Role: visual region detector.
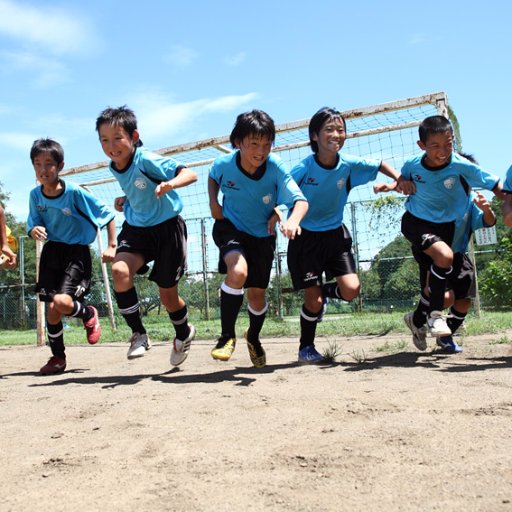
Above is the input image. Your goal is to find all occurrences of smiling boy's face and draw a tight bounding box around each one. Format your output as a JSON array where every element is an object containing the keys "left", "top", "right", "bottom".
[
  {"left": 235, "top": 134, "right": 272, "bottom": 173},
  {"left": 98, "top": 123, "right": 139, "bottom": 170},
  {"left": 418, "top": 131, "right": 454, "bottom": 167},
  {"left": 312, "top": 117, "right": 346, "bottom": 157},
  {"left": 32, "top": 151, "right": 63, "bottom": 187}
]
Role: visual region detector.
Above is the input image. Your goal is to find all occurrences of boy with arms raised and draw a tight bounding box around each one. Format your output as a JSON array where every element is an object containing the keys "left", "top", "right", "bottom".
[
  {"left": 288, "top": 107, "right": 412, "bottom": 364},
  {"left": 208, "top": 109, "right": 308, "bottom": 367},
  {"left": 399, "top": 116, "right": 501, "bottom": 339},
  {"left": 27, "top": 138, "right": 116, "bottom": 374},
  {"left": 96, "top": 106, "right": 197, "bottom": 365}
]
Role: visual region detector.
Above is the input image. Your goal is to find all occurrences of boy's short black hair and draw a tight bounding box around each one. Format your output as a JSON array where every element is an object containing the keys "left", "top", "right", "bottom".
[
  {"left": 229, "top": 110, "right": 276, "bottom": 148},
  {"left": 30, "top": 138, "right": 64, "bottom": 165},
  {"left": 308, "top": 107, "right": 346, "bottom": 154},
  {"left": 419, "top": 115, "right": 453, "bottom": 143},
  {"left": 95, "top": 105, "right": 138, "bottom": 137},
  {"left": 458, "top": 152, "right": 478, "bottom": 165}
]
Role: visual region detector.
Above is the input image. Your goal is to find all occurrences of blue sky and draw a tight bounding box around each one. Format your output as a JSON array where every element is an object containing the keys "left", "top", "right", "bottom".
[{"left": 0, "top": 0, "right": 510, "bottom": 220}]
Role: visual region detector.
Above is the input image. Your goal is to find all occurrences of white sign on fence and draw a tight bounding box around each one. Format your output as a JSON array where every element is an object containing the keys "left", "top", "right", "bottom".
[{"left": 474, "top": 226, "right": 497, "bottom": 246}]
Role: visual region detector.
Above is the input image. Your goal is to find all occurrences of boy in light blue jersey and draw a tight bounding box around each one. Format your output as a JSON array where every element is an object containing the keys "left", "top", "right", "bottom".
[
  {"left": 502, "top": 165, "right": 512, "bottom": 227},
  {"left": 208, "top": 109, "right": 308, "bottom": 367},
  {"left": 400, "top": 116, "right": 501, "bottom": 339},
  {"left": 288, "top": 107, "right": 412, "bottom": 364},
  {"left": 96, "top": 106, "right": 198, "bottom": 365},
  {"left": 27, "top": 138, "right": 117, "bottom": 374}
]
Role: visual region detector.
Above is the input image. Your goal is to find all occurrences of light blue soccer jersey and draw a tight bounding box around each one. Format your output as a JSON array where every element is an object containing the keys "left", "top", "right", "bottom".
[
  {"left": 451, "top": 193, "right": 492, "bottom": 253},
  {"left": 401, "top": 152, "right": 499, "bottom": 223},
  {"left": 109, "top": 146, "right": 184, "bottom": 227},
  {"left": 503, "top": 165, "right": 512, "bottom": 192},
  {"left": 27, "top": 180, "right": 114, "bottom": 245},
  {"left": 209, "top": 151, "right": 306, "bottom": 238},
  {"left": 291, "top": 153, "right": 381, "bottom": 231}
]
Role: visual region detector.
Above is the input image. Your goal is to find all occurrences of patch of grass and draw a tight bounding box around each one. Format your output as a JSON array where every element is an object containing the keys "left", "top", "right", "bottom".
[
  {"left": 489, "top": 335, "right": 511, "bottom": 345},
  {"left": 375, "top": 339, "right": 408, "bottom": 354},
  {"left": 322, "top": 340, "right": 342, "bottom": 363},
  {"left": 349, "top": 349, "right": 367, "bottom": 364},
  {"left": 1, "top": 310, "right": 511, "bottom": 347}
]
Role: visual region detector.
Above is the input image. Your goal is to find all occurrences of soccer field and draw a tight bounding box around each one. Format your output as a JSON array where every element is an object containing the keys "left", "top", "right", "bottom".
[{"left": 1, "top": 331, "right": 511, "bottom": 511}]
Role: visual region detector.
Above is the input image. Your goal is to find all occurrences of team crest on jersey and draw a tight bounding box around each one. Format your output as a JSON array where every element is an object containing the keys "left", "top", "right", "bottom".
[
  {"left": 134, "top": 178, "right": 147, "bottom": 190},
  {"left": 262, "top": 193, "right": 273, "bottom": 205},
  {"left": 61, "top": 208, "right": 72, "bottom": 216},
  {"left": 337, "top": 178, "right": 345, "bottom": 189},
  {"left": 443, "top": 177, "right": 456, "bottom": 189}
]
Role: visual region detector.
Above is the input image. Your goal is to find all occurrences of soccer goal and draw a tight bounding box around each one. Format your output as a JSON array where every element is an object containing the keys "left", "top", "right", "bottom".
[{"left": 33, "top": 92, "right": 450, "bottom": 344}]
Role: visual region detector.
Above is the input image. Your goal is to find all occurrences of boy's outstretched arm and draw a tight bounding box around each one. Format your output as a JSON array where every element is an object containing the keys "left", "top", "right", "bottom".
[
  {"left": 279, "top": 200, "right": 308, "bottom": 240},
  {"left": 473, "top": 191, "right": 496, "bottom": 227},
  {"left": 378, "top": 161, "right": 415, "bottom": 195},
  {"left": 155, "top": 167, "right": 198, "bottom": 197},
  {"left": 102, "top": 218, "right": 117, "bottom": 263},
  {"left": 208, "top": 177, "right": 223, "bottom": 220}
]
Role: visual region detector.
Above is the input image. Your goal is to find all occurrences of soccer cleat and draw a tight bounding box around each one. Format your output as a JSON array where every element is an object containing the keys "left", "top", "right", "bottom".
[
  {"left": 298, "top": 345, "right": 325, "bottom": 364},
  {"left": 170, "top": 324, "right": 196, "bottom": 366},
  {"left": 83, "top": 306, "right": 101, "bottom": 345},
  {"left": 436, "top": 335, "right": 462, "bottom": 354},
  {"left": 127, "top": 332, "right": 151, "bottom": 359},
  {"left": 211, "top": 337, "right": 236, "bottom": 361},
  {"left": 40, "top": 356, "right": 67, "bottom": 375},
  {"left": 244, "top": 331, "right": 266, "bottom": 368},
  {"left": 404, "top": 312, "right": 428, "bottom": 351},
  {"left": 426, "top": 310, "right": 451, "bottom": 337}
]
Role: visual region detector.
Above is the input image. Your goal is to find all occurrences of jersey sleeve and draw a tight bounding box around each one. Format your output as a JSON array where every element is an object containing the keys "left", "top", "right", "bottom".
[
  {"left": 462, "top": 160, "right": 500, "bottom": 191},
  {"left": 345, "top": 154, "right": 381, "bottom": 188},
  {"left": 74, "top": 187, "right": 115, "bottom": 229},
  {"left": 503, "top": 165, "right": 512, "bottom": 193},
  {"left": 26, "top": 189, "right": 43, "bottom": 235},
  {"left": 141, "top": 150, "right": 180, "bottom": 182},
  {"left": 276, "top": 160, "right": 306, "bottom": 209}
]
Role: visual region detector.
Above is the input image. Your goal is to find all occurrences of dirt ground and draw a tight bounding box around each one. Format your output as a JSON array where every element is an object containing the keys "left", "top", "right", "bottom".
[{"left": 1, "top": 330, "right": 512, "bottom": 512}]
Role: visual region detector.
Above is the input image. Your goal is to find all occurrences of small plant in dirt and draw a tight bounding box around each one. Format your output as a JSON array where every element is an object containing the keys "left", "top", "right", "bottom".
[
  {"left": 322, "top": 340, "right": 342, "bottom": 362},
  {"left": 350, "top": 349, "right": 367, "bottom": 364},
  {"left": 375, "top": 339, "right": 408, "bottom": 353}
]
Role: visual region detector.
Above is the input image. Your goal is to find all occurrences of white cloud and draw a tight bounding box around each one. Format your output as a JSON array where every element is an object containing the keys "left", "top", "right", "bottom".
[
  {"left": 0, "top": 49, "right": 71, "bottom": 87},
  {"left": 0, "top": 0, "right": 98, "bottom": 56},
  {"left": 130, "top": 91, "right": 259, "bottom": 141},
  {"left": 0, "top": 131, "right": 38, "bottom": 152},
  {"left": 224, "top": 51, "right": 247, "bottom": 67},
  {"left": 164, "top": 45, "right": 199, "bottom": 67}
]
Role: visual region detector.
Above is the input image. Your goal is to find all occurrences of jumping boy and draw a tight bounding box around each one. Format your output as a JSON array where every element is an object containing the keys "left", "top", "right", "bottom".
[
  {"left": 287, "top": 107, "right": 413, "bottom": 364},
  {"left": 399, "top": 116, "right": 501, "bottom": 339},
  {"left": 27, "top": 138, "right": 116, "bottom": 375},
  {"left": 96, "top": 106, "right": 197, "bottom": 365},
  {"left": 208, "top": 109, "right": 308, "bottom": 367},
  {"left": 0, "top": 205, "right": 17, "bottom": 269}
]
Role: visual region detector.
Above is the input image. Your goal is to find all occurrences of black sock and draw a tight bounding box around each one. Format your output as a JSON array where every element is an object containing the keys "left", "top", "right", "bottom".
[
  {"left": 47, "top": 321, "right": 65, "bottom": 358},
  {"left": 114, "top": 287, "right": 146, "bottom": 334},
  {"left": 247, "top": 303, "right": 267, "bottom": 346},
  {"left": 71, "top": 301, "right": 93, "bottom": 321},
  {"left": 299, "top": 305, "right": 318, "bottom": 349},
  {"left": 168, "top": 305, "right": 191, "bottom": 340},
  {"left": 322, "top": 282, "right": 341, "bottom": 299},
  {"left": 219, "top": 283, "right": 244, "bottom": 340},
  {"left": 428, "top": 264, "right": 452, "bottom": 313},
  {"left": 413, "top": 291, "right": 429, "bottom": 328},
  {"left": 447, "top": 307, "right": 466, "bottom": 334}
]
